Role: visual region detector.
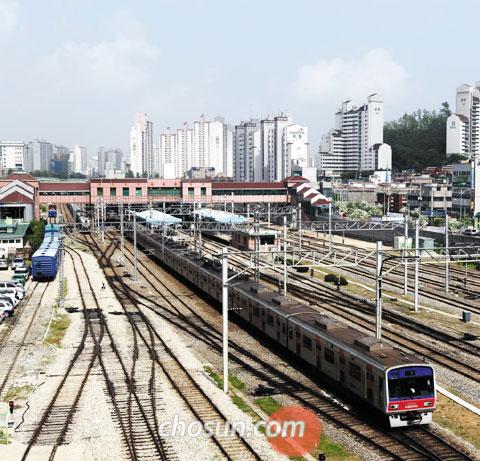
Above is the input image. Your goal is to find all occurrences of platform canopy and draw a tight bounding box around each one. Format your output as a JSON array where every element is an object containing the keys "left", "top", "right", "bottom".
[
  {"left": 193, "top": 208, "right": 246, "bottom": 224},
  {"left": 135, "top": 209, "right": 181, "bottom": 225}
]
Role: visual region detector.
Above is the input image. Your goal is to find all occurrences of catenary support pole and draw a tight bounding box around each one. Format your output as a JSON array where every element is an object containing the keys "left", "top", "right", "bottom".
[
  {"left": 120, "top": 202, "right": 125, "bottom": 266},
  {"left": 414, "top": 219, "right": 420, "bottom": 312},
  {"left": 445, "top": 214, "right": 449, "bottom": 293},
  {"left": 328, "top": 201, "right": 332, "bottom": 253},
  {"left": 267, "top": 203, "right": 271, "bottom": 228},
  {"left": 375, "top": 240, "right": 382, "bottom": 339},
  {"left": 133, "top": 210, "right": 138, "bottom": 282},
  {"left": 403, "top": 212, "right": 408, "bottom": 295},
  {"left": 222, "top": 247, "right": 229, "bottom": 394},
  {"left": 283, "top": 216, "right": 287, "bottom": 296},
  {"left": 298, "top": 203, "right": 302, "bottom": 255},
  {"left": 254, "top": 212, "right": 260, "bottom": 283},
  {"left": 101, "top": 199, "right": 105, "bottom": 244}
]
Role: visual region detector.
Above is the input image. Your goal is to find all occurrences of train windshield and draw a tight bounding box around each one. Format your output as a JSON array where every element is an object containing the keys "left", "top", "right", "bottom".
[{"left": 388, "top": 366, "right": 434, "bottom": 400}]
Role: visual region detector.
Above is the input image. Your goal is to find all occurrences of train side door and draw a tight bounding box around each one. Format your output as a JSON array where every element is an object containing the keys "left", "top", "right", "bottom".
[
  {"left": 295, "top": 327, "right": 301, "bottom": 355},
  {"left": 339, "top": 351, "right": 346, "bottom": 383},
  {"left": 378, "top": 376, "right": 384, "bottom": 407},
  {"left": 315, "top": 340, "right": 322, "bottom": 369},
  {"left": 276, "top": 317, "right": 280, "bottom": 341},
  {"left": 366, "top": 365, "right": 374, "bottom": 402}
]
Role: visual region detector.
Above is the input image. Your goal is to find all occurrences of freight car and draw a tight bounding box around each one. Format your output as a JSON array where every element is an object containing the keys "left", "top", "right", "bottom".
[
  {"left": 136, "top": 230, "right": 436, "bottom": 427},
  {"left": 32, "top": 227, "right": 61, "bottom": 281},
  {"left": 68, "top": 203, "right": 91, "bottom": 233}
]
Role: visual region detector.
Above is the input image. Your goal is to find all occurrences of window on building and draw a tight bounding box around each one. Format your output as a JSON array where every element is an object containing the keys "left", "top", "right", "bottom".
[
  {"left": 201, "top": 187, "right": 207, "bottom": 196},
  {"left": 136, "top": 187, "right": 142, "bottom": 197},
  {"left": 123, "top": 187, "right": 130, "bottom": 197},
  {"left": 188, "top": 187, "right": 194, "bottom": 196},
  {"left": 97, "top": 187, "right": 103, "bottom": 197},
  {"left": 110, "top": 187, "right": 116, "bottom": 197}
]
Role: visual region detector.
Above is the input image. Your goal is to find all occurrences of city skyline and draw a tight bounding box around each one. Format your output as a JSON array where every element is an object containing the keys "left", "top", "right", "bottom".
[{"left": 0, "top": 0, "right": 478, "bottom": 154}]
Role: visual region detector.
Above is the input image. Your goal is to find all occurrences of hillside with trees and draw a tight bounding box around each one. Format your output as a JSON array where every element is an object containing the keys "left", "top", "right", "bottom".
[{"left": 384, "top": 102, "right": 461, "bottom": 172}]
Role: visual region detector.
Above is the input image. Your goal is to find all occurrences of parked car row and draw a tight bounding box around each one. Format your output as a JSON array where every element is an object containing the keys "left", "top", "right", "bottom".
[{"left": 0, "top": 257, "right": 30, "bottom": 324}]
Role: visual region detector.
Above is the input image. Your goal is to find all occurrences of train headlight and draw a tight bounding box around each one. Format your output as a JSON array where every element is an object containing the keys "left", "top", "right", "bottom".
[
  {"left": 389, "top": 404, "right": 399, "bottom": 410},
  {"left": 424, "top": 401, "right": 433, "bottom": 407}
]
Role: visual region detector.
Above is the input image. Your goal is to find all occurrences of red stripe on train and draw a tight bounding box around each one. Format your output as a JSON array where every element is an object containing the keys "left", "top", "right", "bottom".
[{"left": 387, "top": 397, "right": 436, "bottom": 412}]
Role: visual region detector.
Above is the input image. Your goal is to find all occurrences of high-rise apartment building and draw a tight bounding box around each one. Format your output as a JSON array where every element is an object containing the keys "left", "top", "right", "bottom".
[
  {"left": 0, "top": 141, "right": 27, "bottom": 175},
  {"left": 157, "top": 116, "right": 233, "bottom": 179},
  {"left": 160, "top": 128, "right": 177, "bottom": 179},
  {"left": 130, "top": 112, "right": 154, "bottom": 177},
  {"left": 234, "top": 113, "right": 308, "bottom": 182},
  {"left": 71, "top": 144, "right": 87, "bottom": 174},
  {"left": 26, "top": 139, "right": 53, "bottom": 172},
  {"left": 318, "top": 94, "right": 391, "bottom": 176},
  {"left": 446, "top": 82, "right": 480, "bottom": 158}
]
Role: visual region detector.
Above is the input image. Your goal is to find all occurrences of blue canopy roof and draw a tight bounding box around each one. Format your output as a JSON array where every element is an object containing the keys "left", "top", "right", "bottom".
[
  {"left": 193, "top": 208, "right": 246, "bottom": 224},
  {"left": 135, "top": 209, "right": 181, "bottom": 225}
]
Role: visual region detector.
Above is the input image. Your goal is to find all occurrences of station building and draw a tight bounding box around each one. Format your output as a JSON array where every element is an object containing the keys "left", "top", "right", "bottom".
[{"left": 0, "top": 173, "right": 330, "bottom": 220}]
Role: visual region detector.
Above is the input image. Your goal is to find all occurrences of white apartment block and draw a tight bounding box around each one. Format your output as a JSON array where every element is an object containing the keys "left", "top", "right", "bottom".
[
  {"left": 160, "top": 128, "right": 177, "bottom": 179},
  {"left": 27, "top": 139, "right": 53, "bottom": 172},
  {"left": 71, "top": 144, "right": 87, "bottom": 174},
  {"left": 0, "top": 141, "right": 27, "bottom": 175},
  {"left": 446, "top": 82, "right": 480, "bottom": 158},
  {"left": 129, "top": 112, "right": 154, "bottom": 177},
  {"left": 234, "top": 113, "right": 309, "bottom": 182},
  {"left": 318, "top": 94, "right": 391, "bottom": 176},
  {"left": 157, "top": 116, "right": 233, "bottom": 179}
]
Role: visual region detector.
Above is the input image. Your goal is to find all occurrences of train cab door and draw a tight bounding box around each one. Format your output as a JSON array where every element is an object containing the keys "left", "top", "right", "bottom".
[
  {"left": 378, "top": 376, "right": 384, "bottom": 407},
  {"left": 366, "top": 365, "right": 374, "bottom": 402}
]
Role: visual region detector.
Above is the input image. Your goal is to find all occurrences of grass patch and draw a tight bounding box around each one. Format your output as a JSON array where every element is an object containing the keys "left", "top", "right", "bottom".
[
  {"left": 203, "top": 366, "right": 246, "bottom": 391},
  {"left": 231, "top": 395, "right": 258, "bottom": 419},
  {"left": 4, "top": 384, "right": 33, "bottom": 402},
  {"left": 434, "top": 394, "right": 480, "bottom": 448},
  {"left": 45, "top": 313, "right": 70, "bottom": 348},
  {"left": 0, "top": 428, "right": 10, "bottom": 445},
  {"left": 254, "top": 396, "right": 281, "bottom": 415},
  {"left": 310, "top": 434, "right": 361, "bottom": 461}
]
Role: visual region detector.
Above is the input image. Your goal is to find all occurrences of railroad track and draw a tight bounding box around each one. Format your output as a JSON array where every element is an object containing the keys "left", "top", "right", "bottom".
[
  {"left": 88, "top": 234, "right": 262, "bottom": 460},
  {"left": 0, "top": 282, "right": 50, "bottom": 399},
  {"left": 283, "top": 234, "right": 480, "bottom": 316},
  {"left": 72, "top": 230, "right": 478, "bottom": 460}
]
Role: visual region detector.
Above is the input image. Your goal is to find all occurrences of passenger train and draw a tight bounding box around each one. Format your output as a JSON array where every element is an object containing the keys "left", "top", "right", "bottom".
[
  {"left": 32, "top": 224, "right": 61, "bottom": 281},
  {"left": 135, "top": 230, "right": 436, "bottom": 428},
  {"left": 68, "top": 204, "right": 91, "bottom": 233}
]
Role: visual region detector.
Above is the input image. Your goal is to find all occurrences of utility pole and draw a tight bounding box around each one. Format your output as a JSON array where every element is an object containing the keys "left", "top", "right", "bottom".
[
  {"left": 267, "top": 203, "right": 271, "bottom": 228},
  {"left": 254, "top": 211, "right": 260, "bottom": 283},
  {"left": 162, "top": 201, "right": 166, "bottom": 257},
  {"left": 222, "top": 247, "right": 229, "bottom": 394},
  {"left": 119, "top": 202, "right": 125, "bottom": 266},
  {"left": 133, "top": 210, "right": 138, "bottom": 282},
  {"left": 231, "top": 192, "right": 234, "bottom": 214},
  {"left": 59, "top": 234, "right": 64, "bottom": 309},
  {"left": 298, "top": 203, "right": 302, "bottom": 256},
  {"left": 414, "top": 219, "right": 420, "bottom": 312},
  {"left": 375, "top": 241, "right": 382, "bottom": 339},
  {"left": 246, "top": 203, "right": 250, "bottom": 221},
  {"left": 445, "top": 214, "right": 449, "bottom": 293},
  {"left": 403, "top": 212, "right": 408, "bottom": 295},
  {"left": 198, "top": 202, "right": 203, "bottom": 256},
  {"left": 101, "top": 199, "right": 105, "bottom": 244},
  {"left": 328, "top": 201, "right": 333, "bottom": 253},
  {"left": 283, "top": 216, "right": 287, "bottom": 296}
]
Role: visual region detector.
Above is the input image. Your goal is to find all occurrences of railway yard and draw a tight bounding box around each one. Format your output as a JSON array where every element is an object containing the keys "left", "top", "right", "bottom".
[{"left": 1, "top": 203, "right": 480, "bottom": 460}]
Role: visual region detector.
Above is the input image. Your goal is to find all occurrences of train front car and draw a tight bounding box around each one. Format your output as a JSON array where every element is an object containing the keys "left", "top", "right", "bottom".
[{"left": 385, "top": 364, "right": 435, "bottom": 427}]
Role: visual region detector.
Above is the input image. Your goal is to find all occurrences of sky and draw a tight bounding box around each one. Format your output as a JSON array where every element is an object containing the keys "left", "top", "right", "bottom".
[{"left": 0, "top": 0, "right": 478, "bottom": 155}]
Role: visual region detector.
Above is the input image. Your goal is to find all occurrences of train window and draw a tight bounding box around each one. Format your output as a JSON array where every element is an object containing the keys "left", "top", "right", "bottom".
[
  {"left": 288, "top": 328, "right": 293, "bottom": 339},
  {"left": 339, "top": 356, "right": 345, "bottom": 365},
  {"left": 302, "top": 336, "right": 312, "bottom": 350},
  {"left": 295, "top": 330, "right": 300, "bottom": 338},
  {"left": 349, "top": 363, "right": 362, "bottom": 381},
  {"left": 367, "top": 372, "right": 374, "bottom": 382},
  {"left": 254, "top": 308, "right": 260, "bottom": 317},
  {"left": 282, "top": 324, "right": 286, "bottom": 334},
  {"left": 267, "top": 314, "right": 274, "bottom": 326},
  {"left": 324, "top": 349, "right": 335, "bottom": 364}
]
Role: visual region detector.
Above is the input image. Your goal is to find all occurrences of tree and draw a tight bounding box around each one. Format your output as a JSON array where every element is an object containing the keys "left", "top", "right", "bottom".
[
  {"left": 125, "top": 170, "right": 134, "bottom": 178},
  {"left": 27, "top": 220, "right": 45, "bottom": 254},
  {"left": 384, "top": 102, "right": 451, "bottom": 172}
]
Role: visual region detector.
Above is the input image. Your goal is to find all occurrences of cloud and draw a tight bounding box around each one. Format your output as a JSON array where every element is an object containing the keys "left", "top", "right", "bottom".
[
  {"left": 39, "top": 35, "right": 159, "bottom": 92},
  {"left": 293, "top": 48, "right": 409, "bottom": 105},
  {"left": 0, "top": 0, "right": 18, "bottom": 34}
]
